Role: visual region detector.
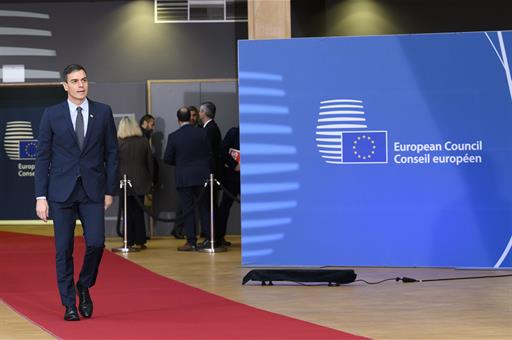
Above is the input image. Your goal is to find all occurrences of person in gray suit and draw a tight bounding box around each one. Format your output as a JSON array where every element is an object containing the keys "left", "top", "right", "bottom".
[{"left": 117, "top": 116, "right": 154, "bottom": 249}]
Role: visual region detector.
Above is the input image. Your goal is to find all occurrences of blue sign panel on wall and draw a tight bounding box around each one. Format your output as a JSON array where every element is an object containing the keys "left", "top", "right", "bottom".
[
  {"left": 238, "top": 31, "right": 512, "bottom": 268},
  {"left": 0, "top": 86, "right": 65, "bottom": 220}
]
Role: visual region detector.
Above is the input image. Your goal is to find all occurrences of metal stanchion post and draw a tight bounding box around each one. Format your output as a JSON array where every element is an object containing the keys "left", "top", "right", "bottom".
[
  {"left": 199, "top": 173, "right": 226, "bottom": 253},
  {"left": 112, "top": 174, "right": 139, "bottom": 253}
]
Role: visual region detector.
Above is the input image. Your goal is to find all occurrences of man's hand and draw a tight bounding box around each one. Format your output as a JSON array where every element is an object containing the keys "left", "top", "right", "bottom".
[
  {"left": 104, "top": 195, "right": 113, "bottom": 210},
  {"left": 36, "top": 199, "right": 49, "bottom": 222}
]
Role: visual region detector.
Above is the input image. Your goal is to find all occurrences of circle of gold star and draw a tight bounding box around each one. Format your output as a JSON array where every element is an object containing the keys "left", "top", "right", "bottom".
[{"left": 352, "top": 135, "right": 377, "bottom": 160}]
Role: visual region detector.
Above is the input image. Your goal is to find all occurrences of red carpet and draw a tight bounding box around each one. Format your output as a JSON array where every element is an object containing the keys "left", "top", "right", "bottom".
[{"left": 0, "top": 231, "right": 366, "bottom": 339}]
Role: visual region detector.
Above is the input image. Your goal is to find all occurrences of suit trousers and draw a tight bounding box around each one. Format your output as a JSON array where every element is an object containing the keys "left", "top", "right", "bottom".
[
  {"left": 177, "top": 185, "right": 209, "bottom": 245},
  {"left": 215, "top": 179, "right": 240, "bottom": 241},
  {"left": 49, "top": 178, "right": 105, "bottom": 307}
]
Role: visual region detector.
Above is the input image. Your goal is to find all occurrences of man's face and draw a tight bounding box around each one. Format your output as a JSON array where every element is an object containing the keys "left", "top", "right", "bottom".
[
  {"left": 190, "top": 110, "right": 198, "bottom": 124},
  {"left": 142, "top": 119, "right": 155, "bottom": 131},
  {"left": 63, "top": 70, "right": 88, "bottom": 104}
]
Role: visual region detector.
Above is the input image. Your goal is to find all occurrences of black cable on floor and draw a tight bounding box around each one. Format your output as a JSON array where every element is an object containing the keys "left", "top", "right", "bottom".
[
  {"left": 356, "top": 274, "right": 512, "bottom": 284},
  {"left": 355, "top": 278, "right": 397, "bottom": 284},
  {"left": 399, "top": 273, "right": 512, "bottom": 283},
  {"left": 245, "top": 274, "right": 512, "bottom": 286}
]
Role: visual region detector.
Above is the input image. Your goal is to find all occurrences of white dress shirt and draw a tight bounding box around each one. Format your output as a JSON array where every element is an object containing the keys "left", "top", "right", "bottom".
[{"left": 203, "top": 118, "right": 212, "bottom": 128}]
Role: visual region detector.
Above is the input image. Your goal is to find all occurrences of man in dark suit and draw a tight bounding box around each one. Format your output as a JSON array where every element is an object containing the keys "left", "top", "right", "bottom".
[
  {"left": 170, "top": 106, "right": 202, "bottom": 240},
  {"left": 198, "top": 101, "right": 222, "bottom": 247},
  {"left": 199, "top": 101, "right": 222, "bottom": 178},
  {"left": 163, "top": 106, "right": 210, "bottom": 251},
  {"left": 216, "top": 127, "right": 240, "bottom": 247},
  {"left": 35, "top": 64, "right": 118, "bottom": 321}
]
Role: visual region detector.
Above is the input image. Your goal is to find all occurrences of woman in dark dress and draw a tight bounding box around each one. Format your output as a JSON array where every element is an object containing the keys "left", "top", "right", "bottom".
[{"left": 117, "top": 116, "right": 154, "bottom": 249}]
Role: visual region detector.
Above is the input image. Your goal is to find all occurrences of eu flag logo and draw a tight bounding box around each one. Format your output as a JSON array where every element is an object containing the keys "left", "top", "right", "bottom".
[
  {"left": 19, "top": 140, "right": 38, "bottom": 160},
  {"left": 342, "top": 131, "right": 387, "bottom": 163}
]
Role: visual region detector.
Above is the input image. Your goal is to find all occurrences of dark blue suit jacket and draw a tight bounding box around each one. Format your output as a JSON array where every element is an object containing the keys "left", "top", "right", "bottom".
[
  {"left": 163, "top": 124, "right": 210, "bottom": 188},
  {"left": 35, "top": 99, "right": 119, "bottom": 203}
]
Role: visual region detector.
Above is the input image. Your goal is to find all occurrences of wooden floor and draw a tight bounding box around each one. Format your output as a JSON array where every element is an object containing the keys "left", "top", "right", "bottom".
[{"left": 1, "top": 226, "right": 511, "bottom": 339}]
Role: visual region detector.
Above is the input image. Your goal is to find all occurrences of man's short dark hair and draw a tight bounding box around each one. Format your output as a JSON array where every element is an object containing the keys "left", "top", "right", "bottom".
[
  {"left": 177, "top": 106, "right": 191, "bottom": 122},
  {"left": 62, "top": 64, "right": 86, "bottom": 82},
  {"left": 139, "top": 114, "right": 155, "bottom": 127},
  {"left": 189, "top": 105, "right": 198, "bottom": 113},
  {"left": 201, "top": 101, "right": 216, "bottom": 119}
]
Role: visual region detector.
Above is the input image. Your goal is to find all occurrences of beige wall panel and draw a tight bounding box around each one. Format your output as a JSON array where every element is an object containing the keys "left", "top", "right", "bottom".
[{"left": 248, "top": 0, "right": 291, "bottom": 39}]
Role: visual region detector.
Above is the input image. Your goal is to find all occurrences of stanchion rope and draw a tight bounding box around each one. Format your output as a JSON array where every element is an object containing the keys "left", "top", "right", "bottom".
[
  {"left": 215, "top": 179, "right": 241, "bottom": 203},
  {"left": 115, "top": 177, "right": 240, "bottom": 237},
  {"left": 116, "top": 182, "right": 208, "bottom": 237}
]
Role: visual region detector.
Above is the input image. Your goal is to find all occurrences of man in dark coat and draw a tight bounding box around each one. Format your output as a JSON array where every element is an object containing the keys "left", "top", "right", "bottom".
[
  {"left": 199, "top": 101, "right": 222, "bottom": 178},
  {"left": 215, "top": 127, "right": 240, "bottom": 247},
  {"left": 163, "top": 107, "right": 210, "bottom": 251},
  {"left": 198, "top": 101, "right": 223, "bottom": 247}
]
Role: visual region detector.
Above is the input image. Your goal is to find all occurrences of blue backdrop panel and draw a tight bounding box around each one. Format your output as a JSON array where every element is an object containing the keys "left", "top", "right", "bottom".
[
  {"left": 0, "top": 86, "right": 66, "bottom": 220},
  {"left": 238, "top": 31, "right": 512, "bottom": 268}
]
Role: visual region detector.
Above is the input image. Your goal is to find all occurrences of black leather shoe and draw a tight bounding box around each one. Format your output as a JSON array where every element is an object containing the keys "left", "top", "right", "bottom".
[
  {"left": 199, "top": 239, "right": 221, "bottom": 249},
  {"left": 177, "top": 242, "right": 197, "bottom": 251},
  {"left": 76, "top": 282, "right": 93, "bottom": 318},
  {"left": 171, "top": 228, "right": 185, "bottom": 239},
  {"left": 64, "top": 305, "right": 80, "bottom": 321},
  {"left": 218, "top": 239, "right": 232, "bottom": 247},
  {"left": 199, "top": 239, "right": 211, "bottom": 247}
]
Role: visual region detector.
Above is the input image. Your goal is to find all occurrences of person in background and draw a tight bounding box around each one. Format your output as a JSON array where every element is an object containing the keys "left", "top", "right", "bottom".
[
  {"left": 138, "top": 113, "right": 158, "bottom": 185},
  {"left": 199, "top": 101, "right": 222, "bottom": 178},
  {"left": 139, "top": 114, "right": 158, "bottom": 239},
  {"left": 35, "top": 64, "right": 118, "bottom": 321},
  {"left": 117, "top": 116, "right": 154, "bottom": 249},
  {"left": 172, "top": 105, "right": 202, "bottom": 239},
  {"left": 164, "top": 106, "right": 210, "bottom": 251},
  {"left": 139, "top": 114, "right": 155, "bottom": 140},
  {"left": 189, "top": 106, "right": 200, "bottom": 127},
  {"left": 198, "top": 101, "right": 224, "bottom": 247},
  {"left": 215, "top": 127, "right": 240, "bottom": 247}
]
